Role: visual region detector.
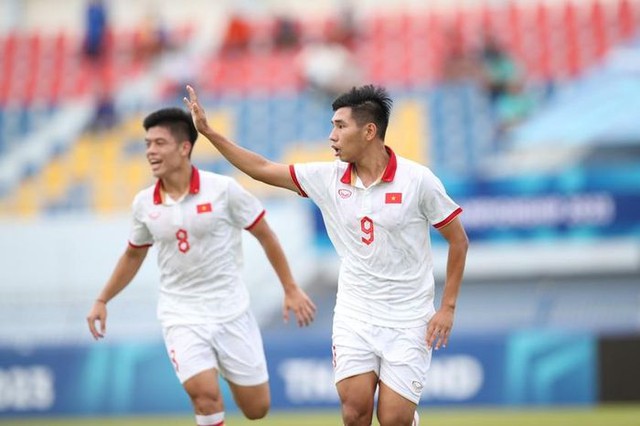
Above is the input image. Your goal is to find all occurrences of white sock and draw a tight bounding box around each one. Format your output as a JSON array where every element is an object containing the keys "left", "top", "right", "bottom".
[{"left": 195, "top": 411, "right": 224, "bottom": 426}]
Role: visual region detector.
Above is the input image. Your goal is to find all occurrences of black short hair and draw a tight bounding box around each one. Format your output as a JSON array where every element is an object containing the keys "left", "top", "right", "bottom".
[
  {"left": 143, "top": 107, "right": 198, "bottom": 145},
  {"left": 332, "top": 85, "right": 393, "bottom": 140}
]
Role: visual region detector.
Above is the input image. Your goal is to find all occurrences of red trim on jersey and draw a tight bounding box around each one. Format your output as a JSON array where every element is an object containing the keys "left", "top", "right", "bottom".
[
  {"left": 128, "top": 241, "right": 152, "bottom": 248},
  {"left": 154, "top": 166, "right": 201, "bottom": 204},
  {"left": 153, "top": 180, "right": 163, "bottom": 205},
  {"left": 289, "top": 165, "right": 308, "bottom": 197},
  {"left": 189, "top": 166, "right": 201, "bottom": 194},
  {"left": 245, "top": 210, "right": 266, "bottom": 230},
  {"left": 340, "top": 146, "right": 398, "bottom": 186},
  {"left": 340, "top": 163, "right": 354, "bottom": 184},
  {"left": 380, "top": 146, "right": 398, "bottom": 182},
  {"left": 169, "top": 349, "right": 179, "bottom": 372},
  {"left": 433, "top": 207, "right": 463, "bottom": 229}
]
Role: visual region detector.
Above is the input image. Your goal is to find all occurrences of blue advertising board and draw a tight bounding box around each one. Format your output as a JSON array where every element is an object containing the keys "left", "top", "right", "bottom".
[
  {"left": 264, "top": 330, "right": 595, "bottom": 409},
  {"left": 0, "top": 331, "right": 595, "bottom": 417},
  {"left": 0, "top": 343, "right": 192, "bottom": 417}
]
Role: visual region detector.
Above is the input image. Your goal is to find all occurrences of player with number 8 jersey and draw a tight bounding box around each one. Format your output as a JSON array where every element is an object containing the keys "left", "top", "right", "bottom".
[
  {"left": 86, "top": 107, "right": 316, "bottom": 426},
  {"left": 129, "top": 165, "right": 268, "bottom": 326}
]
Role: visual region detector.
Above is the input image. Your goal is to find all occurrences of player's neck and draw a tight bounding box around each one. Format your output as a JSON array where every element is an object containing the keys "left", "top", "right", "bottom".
[
  {"left": 354, "top": 143, "right": 389, "bottom": 188},
  {"left": 161, "top": 163, "right": 193, "bottom": 200}
]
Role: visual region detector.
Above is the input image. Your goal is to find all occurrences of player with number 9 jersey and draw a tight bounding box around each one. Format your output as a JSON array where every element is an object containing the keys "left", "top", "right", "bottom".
[
  {"left": 290, "top": 150, "right": 461, "bottom": 328},
  {"left": 185, "top": 84, "right": 468, "bottom": 426}
]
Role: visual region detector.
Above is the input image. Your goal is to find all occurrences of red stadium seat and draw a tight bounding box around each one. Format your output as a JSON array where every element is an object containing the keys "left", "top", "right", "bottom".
[
  {"left": 618, "top": 0, "right": 636, "bottom": 39},
  {"left": 23, "top": 34, "right": 42, "bottom": 104},
  {"left": 534, "top": 2, "right": 553, "bottom": 80},
  {"left": 590, "top": 0, "right": 609, "bottom": 60},
  {"left": 0, "top": 33, "right": 17, "bottom": 104}
]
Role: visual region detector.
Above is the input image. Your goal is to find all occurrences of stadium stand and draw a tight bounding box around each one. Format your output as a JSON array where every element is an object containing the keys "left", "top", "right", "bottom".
[{"left": 2, "top": 0, "right": 640, "bottom": 216}]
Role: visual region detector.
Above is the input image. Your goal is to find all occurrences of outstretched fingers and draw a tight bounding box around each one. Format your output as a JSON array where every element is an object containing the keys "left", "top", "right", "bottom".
[
  {"left": 182, "top": 85, "right": 199, "bottom": 113},
  {"left": 183, "top": 85, "right": 209, "bottom": 132},
  {"left": 185, "top": 84, "right": 197, "bottom": 103}
]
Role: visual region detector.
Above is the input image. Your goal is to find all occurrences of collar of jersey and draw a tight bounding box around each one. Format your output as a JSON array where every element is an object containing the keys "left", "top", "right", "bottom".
[
  {"left": 340, "top": 145, "right": 397, "bottom": 186},
  {"left": 153, "top": 166, "right": 200, "bottom": 205}
]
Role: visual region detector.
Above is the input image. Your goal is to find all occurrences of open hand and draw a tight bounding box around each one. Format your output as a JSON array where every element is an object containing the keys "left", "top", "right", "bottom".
[
  {"left": 283, "top": 287, "right": 317, "bottom": 327},
  {"left": 426, "top": 306, "right": 454, "bottom": 350},
  {"left": 183, "top": 85, "right": 209, "bottom": 133}
]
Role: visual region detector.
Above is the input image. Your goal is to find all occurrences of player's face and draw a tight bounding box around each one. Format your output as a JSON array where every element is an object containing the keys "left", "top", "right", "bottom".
[
  {"left": 329, "top": 107, "right": 368, "bottom": 162},
  {"left": 145, "top": 126, "right": 189, "bottom": 178}
]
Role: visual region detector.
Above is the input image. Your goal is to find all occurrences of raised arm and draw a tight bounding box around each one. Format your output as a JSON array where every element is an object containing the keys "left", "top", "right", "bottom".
[
  {"left": 247, "top": 217, "right": 316, "bottom": 327},
  {"left": 184, "top": 85, "right": 298, "bottom": 193}
]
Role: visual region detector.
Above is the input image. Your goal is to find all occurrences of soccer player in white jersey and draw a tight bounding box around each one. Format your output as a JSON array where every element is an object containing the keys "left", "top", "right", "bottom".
[
  {"left": 86, "top": 107, "right": 316, "bottom": 426},
  {"left": 184, "top": 85, "right": 469, "bottom": 426}
]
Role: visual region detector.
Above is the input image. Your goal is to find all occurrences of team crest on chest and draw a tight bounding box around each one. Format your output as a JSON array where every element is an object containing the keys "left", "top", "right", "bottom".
[{"left": 338, "top": 189, "right": 352, "bottom": 199}]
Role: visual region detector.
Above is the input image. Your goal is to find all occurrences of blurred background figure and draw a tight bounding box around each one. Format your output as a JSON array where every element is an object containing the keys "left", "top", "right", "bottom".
[
  {"left": 478, "top": 33, "right": 521, "bottom": 103},
  {"left": 441, "top": 28, "right": 484, "bottom": 83},
  {"left": 88, "top": 90, "right": 117, "bottom": 132},
  {"left": 327, "top": 3, "right": 358, "bottom": 50},
  {"left": 272, "top": 15, "right": 301, "bottom": 50},
  {"left": 493, "top": 78, "right": 537, "bottom": 137},
  {"left": 82, "top": 0, "right": 108, "bottom": 62},
  {"left": 295, "top": 4, "right": 363, "bottom": 99},
  {"left": 296, "top": 34, "right": 363, "bottom": 99},
  {"left": 82, "top": 0, "right": 116, "bottom": 132},
  {"left": 135, "top": 10, "right": 171, "bottom": 62},
  {"left": 220, "top": 12, "right": 252, "bottom": 56}
]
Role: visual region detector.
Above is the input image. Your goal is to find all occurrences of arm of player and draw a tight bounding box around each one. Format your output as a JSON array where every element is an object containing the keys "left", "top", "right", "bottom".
[
  {"left": 184, "top": 85, "right": 298, "bottom": 193},
  {"left": 86, "top": 244, "right": 149, "bottom": 340},
  {"left": 247, "top": 217, "right": 317, "bottom": 327},
  {"left": 426, "top": 217, "right": 468, "bottom": 350}
]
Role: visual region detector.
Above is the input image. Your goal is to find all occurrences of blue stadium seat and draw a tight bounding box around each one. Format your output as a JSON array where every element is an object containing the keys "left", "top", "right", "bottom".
[{"left": 428, "top": 83, "right": 496, "bottom": 177}]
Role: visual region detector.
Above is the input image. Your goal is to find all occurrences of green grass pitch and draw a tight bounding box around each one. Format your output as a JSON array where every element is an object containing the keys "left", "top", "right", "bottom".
[{"left": 2, "top": 405, "right": 640, "bottom": 426}]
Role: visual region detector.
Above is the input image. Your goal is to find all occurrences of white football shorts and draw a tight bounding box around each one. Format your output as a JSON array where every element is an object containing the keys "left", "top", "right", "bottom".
[
  {"left": 332, "top": 314, "right": 431, "bottom": 404},
  {"left": 162, "top": 310, "right": 269, "bottom": 386}
]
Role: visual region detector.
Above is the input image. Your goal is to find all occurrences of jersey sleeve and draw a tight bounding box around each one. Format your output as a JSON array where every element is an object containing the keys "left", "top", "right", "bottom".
[
  {"left": 227, "top": 178, "right": 265, "bottom": 230},
  {"left": 419, "top": 168, "right": 462, "bottom": 229},
  {"left": 128, "top": 195, "right": 153, "bottom": 247},
  {"left": 289, "top": 162, "right": 334, "bottom": 205}
]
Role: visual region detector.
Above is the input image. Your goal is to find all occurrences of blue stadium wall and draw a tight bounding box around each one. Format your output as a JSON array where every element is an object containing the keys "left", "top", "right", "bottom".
[{"left": 0, "top": 330, "right": 604, "bottom": 417}]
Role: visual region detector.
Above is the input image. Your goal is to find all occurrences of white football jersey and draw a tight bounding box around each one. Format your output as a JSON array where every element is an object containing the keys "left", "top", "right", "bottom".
[
  {"left": 129, "top": 167, "right": 265, "bottom": 327},
  {"left": 290, "top": 148, "right": 461, "bottom": 328}
]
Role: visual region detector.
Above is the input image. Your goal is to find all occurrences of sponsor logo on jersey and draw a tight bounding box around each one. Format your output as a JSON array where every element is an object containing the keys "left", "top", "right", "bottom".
[
  {"left": 338, "top": 189, "right": 353, "bottom": 199},
  {"left": 148, "top": 211, "right": 161, "bottom": 220}
]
